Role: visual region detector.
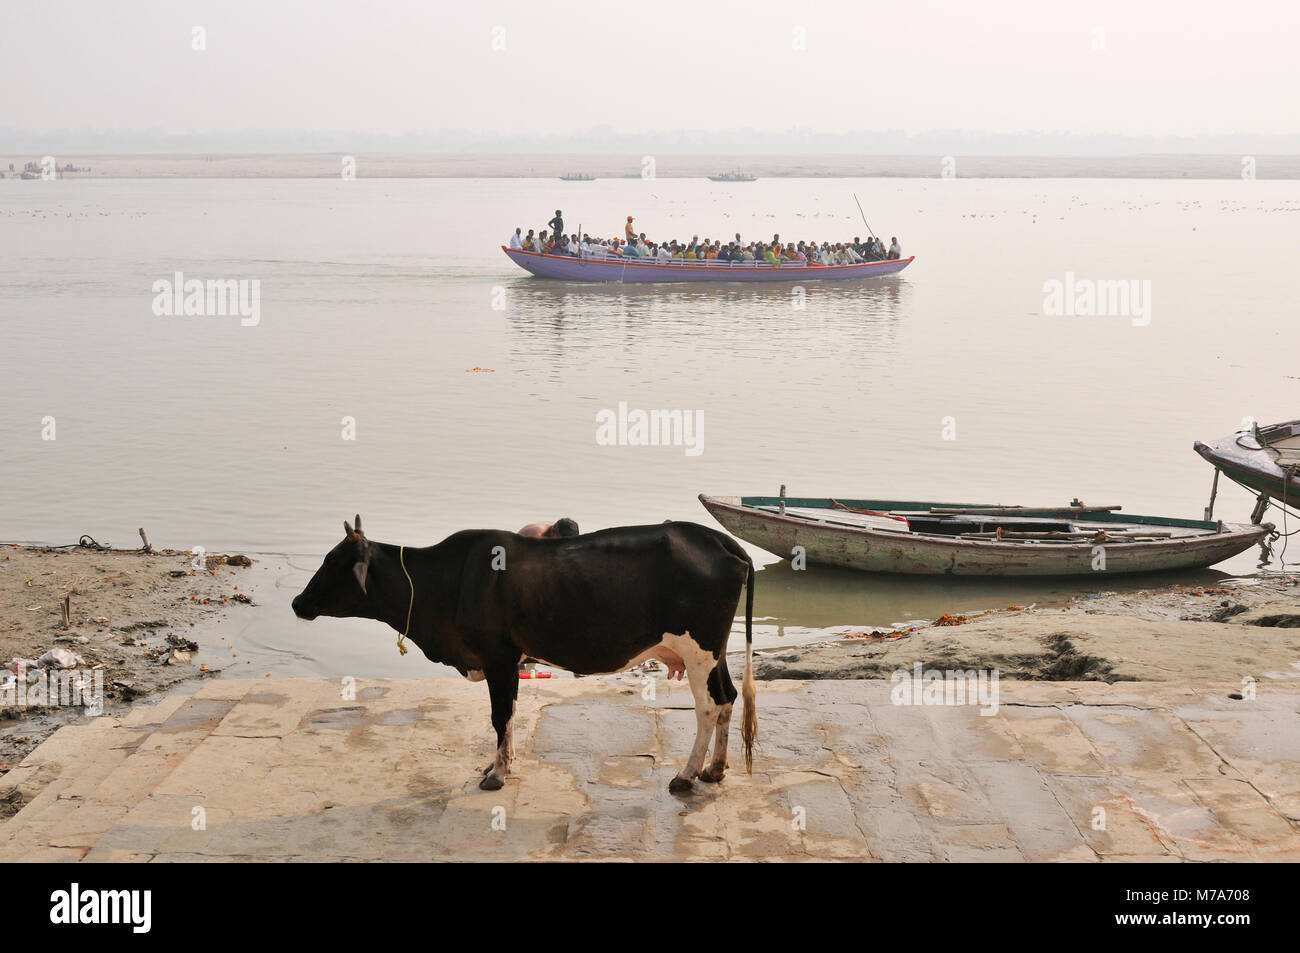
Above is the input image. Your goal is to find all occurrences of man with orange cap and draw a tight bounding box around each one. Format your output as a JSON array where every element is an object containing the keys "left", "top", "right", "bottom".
[{"left": 624, "top": 215, "right": 636, "bottom": 244}]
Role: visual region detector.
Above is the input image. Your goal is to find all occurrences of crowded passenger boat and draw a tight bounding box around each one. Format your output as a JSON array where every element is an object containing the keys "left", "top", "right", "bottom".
[{"left": 506, "top": 210, "right": 904, "bottom": 266}]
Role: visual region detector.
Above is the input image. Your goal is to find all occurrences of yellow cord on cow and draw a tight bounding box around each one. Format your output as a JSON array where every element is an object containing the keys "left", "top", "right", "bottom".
[{"left": 397, "top": 545, "right": 413, "bottom": 656}]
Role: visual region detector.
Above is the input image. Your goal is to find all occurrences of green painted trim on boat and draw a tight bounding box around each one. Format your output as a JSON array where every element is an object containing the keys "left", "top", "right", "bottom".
[{"left": 739, "top": 497, "right": 1220, "bottom": 531}]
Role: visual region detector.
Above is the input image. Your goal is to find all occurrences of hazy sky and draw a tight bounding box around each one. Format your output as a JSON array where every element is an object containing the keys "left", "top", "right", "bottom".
[{"left": 4, "top": 0, "right": 1297, "bottom": 139}]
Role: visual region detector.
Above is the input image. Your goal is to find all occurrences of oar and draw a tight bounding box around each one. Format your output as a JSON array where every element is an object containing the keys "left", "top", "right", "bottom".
[{"left": 852, "top": 194, "right": 877, "bottom": 240}]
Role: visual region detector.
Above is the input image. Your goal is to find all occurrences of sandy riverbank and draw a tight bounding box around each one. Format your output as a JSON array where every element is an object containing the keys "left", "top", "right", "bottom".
[
  {"left": 747, "top": 576, "right": 1300, "bottom": 684},
  {"left": 0, "top": 543, "right": 255, "bottom": 777}
]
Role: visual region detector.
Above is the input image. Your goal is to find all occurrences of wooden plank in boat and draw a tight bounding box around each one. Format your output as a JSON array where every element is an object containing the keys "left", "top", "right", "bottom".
[
  {"left": 925, "top": 505, "right": 1121, "bottom": 516},
  {"left": 755, "top": 505, "right": 910, "bottom": 533}
]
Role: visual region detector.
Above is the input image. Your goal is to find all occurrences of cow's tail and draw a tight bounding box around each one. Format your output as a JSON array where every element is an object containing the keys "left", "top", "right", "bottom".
[{"left": 740, "top": 554, "right": 757, "bottom": 775}]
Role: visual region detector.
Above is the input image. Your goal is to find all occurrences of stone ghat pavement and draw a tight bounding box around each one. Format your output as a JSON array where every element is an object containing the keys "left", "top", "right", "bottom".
[{"left": 1, "top": 677, "right": 1297, "bottom": 862}]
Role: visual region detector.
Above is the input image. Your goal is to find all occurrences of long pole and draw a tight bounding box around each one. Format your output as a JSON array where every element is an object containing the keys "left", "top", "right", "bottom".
[{"left": 852, "top": 194, "right": 877, "bottom": 240}]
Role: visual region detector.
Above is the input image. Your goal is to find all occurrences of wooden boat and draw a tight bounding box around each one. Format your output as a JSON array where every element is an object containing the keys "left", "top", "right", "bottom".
[
  {"left": 503, "top": 246, "right": 913, "bottom": 283},
  {"left": 709, "top": 171, "right": 756, "bottom": 182},
  {"left": 698, "top": 493, "right": 1269, "bottom": 577},
  {"left": 1194, "top": 420, "right": 1300, "bottom": 506},
  {"left": 559, "top": 173, "right": 595, "bottom": 181}
]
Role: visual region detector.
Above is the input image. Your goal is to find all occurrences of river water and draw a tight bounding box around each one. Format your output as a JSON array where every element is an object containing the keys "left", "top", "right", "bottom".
[{"left": 2, "top": 174, "right": 1298, "bottom": 674}]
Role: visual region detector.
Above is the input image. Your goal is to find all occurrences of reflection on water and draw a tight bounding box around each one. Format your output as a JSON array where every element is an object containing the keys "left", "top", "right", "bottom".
[
  {"left": 750, "top": 559, "right": 1240, "bottom": 643},
  {"left": 503, "top": 276, "right": 907, "bottom": 370}
]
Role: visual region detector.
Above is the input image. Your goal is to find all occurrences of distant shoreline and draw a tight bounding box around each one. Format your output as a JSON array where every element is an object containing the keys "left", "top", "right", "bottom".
[{"left": 1, "top": 152, "right": 1297, "bottom": 180}]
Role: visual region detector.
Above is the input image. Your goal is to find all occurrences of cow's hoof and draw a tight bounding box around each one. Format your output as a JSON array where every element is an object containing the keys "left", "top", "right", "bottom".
[
  {"left": 698, "top": 767, "right": 725, "bottom": 784},
  {"left": 479, "top": 774, "right": 504, "bottom": 791},
  {"left": 668, "top": 776, "right": 695, "bottom": 794}
]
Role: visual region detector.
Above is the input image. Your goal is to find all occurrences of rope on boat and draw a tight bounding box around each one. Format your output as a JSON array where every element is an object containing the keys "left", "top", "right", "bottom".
[{"left": 1220, "top": 467, "right": 1300, "bottom": 567}]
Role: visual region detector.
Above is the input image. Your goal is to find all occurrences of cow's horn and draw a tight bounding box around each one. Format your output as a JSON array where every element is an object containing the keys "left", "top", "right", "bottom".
[{"left": 354, "top": 514, "right": 363, "bottom": 537}]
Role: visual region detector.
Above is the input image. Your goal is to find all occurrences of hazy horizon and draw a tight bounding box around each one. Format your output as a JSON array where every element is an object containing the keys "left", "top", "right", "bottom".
[{"left": 3, "top": 0, "right": 1297, "bottom": 153}]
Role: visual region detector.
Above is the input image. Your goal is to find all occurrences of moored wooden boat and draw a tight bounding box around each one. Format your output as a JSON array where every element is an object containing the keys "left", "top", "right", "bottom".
[
  {"left": 503, "top": 246, "right": 913, "bottom": 283},
  {"left": 698, "top": 493, "right": 1269, "bottom": 577},
  {"left": 1194, "top": 420, "right": 1300, "bottom": 505}
]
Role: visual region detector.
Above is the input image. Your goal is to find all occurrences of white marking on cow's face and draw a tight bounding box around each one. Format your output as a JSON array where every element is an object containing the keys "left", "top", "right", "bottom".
[{"left": 466, "top": 669, "right": 486, "bottom": 682}]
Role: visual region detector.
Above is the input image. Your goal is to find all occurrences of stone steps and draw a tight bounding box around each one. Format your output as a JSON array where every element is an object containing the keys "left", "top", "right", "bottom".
[{"left": 0, "top": 676, "right": 1296, "bottom": 861}]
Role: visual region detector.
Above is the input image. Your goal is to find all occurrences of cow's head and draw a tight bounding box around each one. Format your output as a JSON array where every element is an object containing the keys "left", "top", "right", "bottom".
[{"left": 291, "top": 515, "right": 376, "bottom": 621}]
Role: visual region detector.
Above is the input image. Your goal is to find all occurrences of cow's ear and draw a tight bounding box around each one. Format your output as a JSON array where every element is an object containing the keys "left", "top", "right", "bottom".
[{"left": 352, "top": 542, "right": 372, "bottom": 594}]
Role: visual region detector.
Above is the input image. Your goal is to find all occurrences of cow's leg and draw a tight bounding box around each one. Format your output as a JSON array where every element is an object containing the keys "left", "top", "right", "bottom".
[
  {"left": 698, "top": 659, "right": 738, "bottom": 783},
  {"left": 667, "top": 634, "right": 722, "bottom": 794},
  {"left": 480, "top": 667, "right": 518, "bottom": 791}
]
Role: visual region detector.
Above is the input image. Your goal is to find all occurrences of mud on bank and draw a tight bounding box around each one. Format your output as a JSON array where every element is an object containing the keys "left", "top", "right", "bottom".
[
  {"left": 744, "top": 575, "right": 1300, "bottom": 685},
  {"left": 0, "top": 543, "right": 254, "bottom": 779}
]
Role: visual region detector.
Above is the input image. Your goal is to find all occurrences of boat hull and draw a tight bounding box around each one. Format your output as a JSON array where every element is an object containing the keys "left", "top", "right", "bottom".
[
  {"left": 1195, "top": 426, "right": 1300, "bottom": 503},
  {"left": 503, "top": 246, "right": 913, "bottom": 283},
  {"left": 699, "top": 495, "right": 1268, "bottom": 577}
]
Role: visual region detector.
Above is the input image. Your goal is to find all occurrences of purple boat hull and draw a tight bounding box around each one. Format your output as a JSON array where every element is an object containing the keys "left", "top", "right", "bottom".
[{"left": 503, "top": 246, "right": 914, "bottom": 283}]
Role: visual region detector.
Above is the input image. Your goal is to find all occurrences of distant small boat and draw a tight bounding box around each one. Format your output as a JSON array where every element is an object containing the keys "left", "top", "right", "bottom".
[
  {"left": 503, "top": 247, "right": 912, "bottom": 283},
  {"left": 698, "top": 493, "right": 1268, "bottom": 577},
  {"left": 1195, "top": 420, "right": 1300, "bottom": 505},
  {"left": 709, "top": 171, "right": 756, "bottom": 182},
  {"left": 559, "top": 173, "right": 596, "bottom": 181}
]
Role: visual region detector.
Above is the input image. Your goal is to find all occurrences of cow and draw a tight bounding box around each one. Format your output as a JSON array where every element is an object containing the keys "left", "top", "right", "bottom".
[{"left": 291, "top": 515, "right": 756, "bottom": 794}]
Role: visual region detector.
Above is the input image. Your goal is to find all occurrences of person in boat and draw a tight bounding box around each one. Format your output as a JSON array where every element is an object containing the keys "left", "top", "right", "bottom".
[
  {"left": 889, "top": 237, "right": 901, "bottom": 259},
  {"left": 624, "top": 216, "right": 636, "bottom": 244},
  {"left": 565, "top": 234, "right": 579, "bottom": 256},
  {"left": 547, "top": 209, "right": 564, "bottom": 241},
  {"left": 717, "top": 244, "right": 731, "bottom": 262},
  {"left": 509, "top": 227, "right": 524, "bottom": 250},
  {"left": 522, "top": 229, "right": 536, "bottom": 251},
  {"left": 656, "top": 242, "right": 672, "bottom": 262}
]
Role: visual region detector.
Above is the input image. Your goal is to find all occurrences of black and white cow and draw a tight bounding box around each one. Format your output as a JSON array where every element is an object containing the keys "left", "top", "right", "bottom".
[{"left": 291, "top": 516, "right": 756, "bottom": 793}]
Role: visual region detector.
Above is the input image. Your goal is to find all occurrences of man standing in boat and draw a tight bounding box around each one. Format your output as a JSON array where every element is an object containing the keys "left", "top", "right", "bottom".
[
  {"left": 889, "top": 236, "right": 901, "bottom": 260},
  {"left": 547, "top": 210, "right": 564, "bottom": 250}
]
